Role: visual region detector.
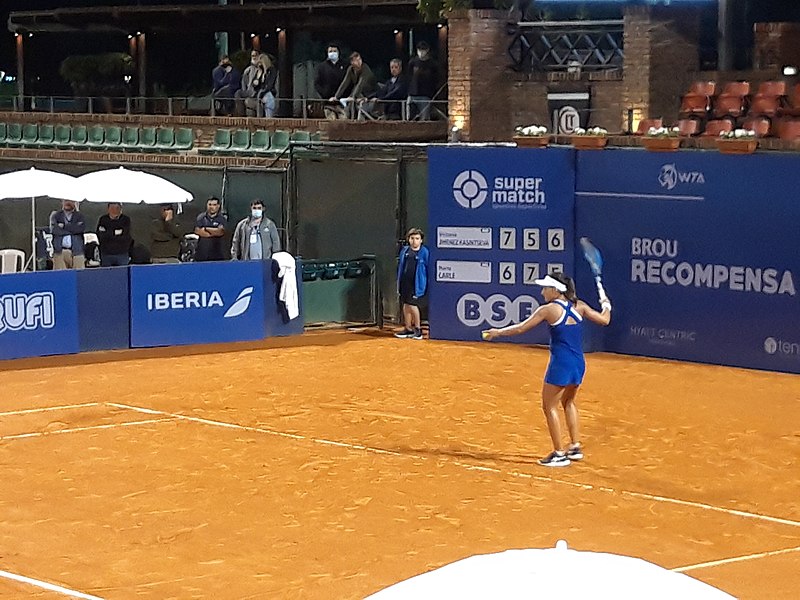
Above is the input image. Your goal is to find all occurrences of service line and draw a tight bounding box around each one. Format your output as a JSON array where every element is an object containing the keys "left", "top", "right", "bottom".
[
  {"left": 0, "top": 418, "right": 174, "bottom": 441},
  {"left": 0, "top": 402, "right": 100, "bottom": 417},
  {"left": 108, "top": 402, "right": 800, "bottom": 534}
]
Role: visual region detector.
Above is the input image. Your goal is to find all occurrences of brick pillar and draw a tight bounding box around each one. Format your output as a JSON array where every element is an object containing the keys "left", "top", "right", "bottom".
[
  {"left": 447, "top": 9, "right": 512, "bottom": 142},
  {"left": 623, "top": 6, "right": 699, "bottom": 130}
]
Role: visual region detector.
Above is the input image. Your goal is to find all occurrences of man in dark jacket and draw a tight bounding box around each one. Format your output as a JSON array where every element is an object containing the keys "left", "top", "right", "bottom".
[
  {"left": 363, "top": 58, "right": 409, "bottom": 120},
  {"left": 50, "top": 199, "right": 86, "bottom": 270},
  {"left": 150, "top": 204, "right": 183, "bottom": 264},
  {"left": 96, "top": 202, "right": 132, "bottom": 267},
  {"left": 314, "top": 43, "right": 347, "bottom": 119},
  {"left": 408, "top": 41, "right": 439, "bottom": 121}
]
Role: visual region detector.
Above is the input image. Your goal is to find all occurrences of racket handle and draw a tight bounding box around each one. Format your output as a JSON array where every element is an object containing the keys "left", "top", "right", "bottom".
[{"left": 595, "top": 277, "right": 608, "bottom": 303}]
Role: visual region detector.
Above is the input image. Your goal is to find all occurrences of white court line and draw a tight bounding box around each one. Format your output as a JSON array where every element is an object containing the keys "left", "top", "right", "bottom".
[
  {"left": 0, "top": 418, "right": 174, "bottom": 441},
  {"left": 575, "top": 191, "right": 705, "bottom": 202},
  {"left": 108, "top": 402, "right": 800, "bottom": 532},
  {"left": 0, "top": 569, "right": 104, "bottom": 600},
  {"left": 674, "top": 544, "right": 800, "bottom": 572},
  {"left": 0, "top": 402, "right": 99, "bottom": 417}
]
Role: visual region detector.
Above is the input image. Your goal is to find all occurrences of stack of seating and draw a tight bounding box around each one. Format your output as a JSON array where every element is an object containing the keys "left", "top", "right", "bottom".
[
  {"left": 635, "top": 118, "right": 663, "bottom": 135},
  {"left": 711, "top": 81, "right": 750, "bottom": 121},
  {"left": 0, "top": 122, "right": 194, "bottom": 153},
  {"left": 199, "top": 128, "right": 313, "bottom": 156}
]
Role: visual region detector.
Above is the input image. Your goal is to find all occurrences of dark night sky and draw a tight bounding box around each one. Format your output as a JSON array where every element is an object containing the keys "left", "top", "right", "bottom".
[{"left": 2, "top": 0, "right": 799, "bottom": 90}]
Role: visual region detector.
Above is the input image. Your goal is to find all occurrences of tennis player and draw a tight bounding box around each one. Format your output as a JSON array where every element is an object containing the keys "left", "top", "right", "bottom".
[{"left": 482, "top": 272, "right": 611, "bottom": 467}]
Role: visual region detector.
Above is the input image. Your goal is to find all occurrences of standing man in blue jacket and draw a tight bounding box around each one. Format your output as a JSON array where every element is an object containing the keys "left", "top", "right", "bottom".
[
  {"left": 395, "top": 227, "right": 429, "bottom": 340},
  {"left": 50, "top": 199, "right": 86, "bottom": 270}
]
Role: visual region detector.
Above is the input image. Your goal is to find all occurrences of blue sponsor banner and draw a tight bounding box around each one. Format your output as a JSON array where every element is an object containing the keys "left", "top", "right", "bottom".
[
  {"left": 575, "top": 149, "right": 800, "bottom": 374},
  {"left": 130, "top": 261, "right": 266, "bottom": 348},
  {"left": 428, "top": 147, "right": 576, "bottom": 343},
  {"left": 0, "top": 270, "right": 79, "bottom": 360}
]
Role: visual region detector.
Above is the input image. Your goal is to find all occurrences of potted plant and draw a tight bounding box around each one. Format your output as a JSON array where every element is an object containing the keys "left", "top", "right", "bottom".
[
  {"left": 716, "top": 129, "right": 758, "bottom": 154},
  {"left": 642, "top": 126, "right": 682, "bottom": 152},
  {"left": 513, "top": 125, "right": 550, "bottom": 148},
  {"left": 570, "top": 126, "right": 608, "bottom": 149}
]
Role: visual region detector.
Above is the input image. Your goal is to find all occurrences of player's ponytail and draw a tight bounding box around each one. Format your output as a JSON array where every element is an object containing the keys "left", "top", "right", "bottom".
[{"left": 552, "top": 272, "right": 579, "bottom": 304}]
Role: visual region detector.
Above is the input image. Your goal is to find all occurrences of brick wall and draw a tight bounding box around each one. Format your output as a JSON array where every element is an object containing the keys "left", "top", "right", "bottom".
[{"left": 754, "top": 23, "right": 800, "bottom": 71}]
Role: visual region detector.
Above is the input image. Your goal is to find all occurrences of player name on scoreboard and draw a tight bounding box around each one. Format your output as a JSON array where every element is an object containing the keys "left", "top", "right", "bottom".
[
  {"left": 437, "top": 227, "right": 492, "bottom": 249},
  {"left": 436, "top": 261, "right": 492, "bottom": 283}
]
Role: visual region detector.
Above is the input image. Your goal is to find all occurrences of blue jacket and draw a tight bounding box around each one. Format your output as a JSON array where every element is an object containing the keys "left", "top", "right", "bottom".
[
  {"left": 397, "top": 244, "right": 429, "bottom": 298},
  {"left": 50, "top": 209, "right": 86, "bottom": 256}
]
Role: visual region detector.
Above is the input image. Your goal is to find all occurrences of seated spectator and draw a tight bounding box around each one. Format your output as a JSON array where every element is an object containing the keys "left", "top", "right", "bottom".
[
  {"left": 332, "top": 52, "right": 377, "bottom": 119},
  {"left": 150, "top": 204, "right": 183, "bottom": 264},
  {"left": 408, "top": 41, "right": 439, "bottom": 121},
  {"left": 212, "top": 55, "right": 241, "bottom": 116},
  {"left": 315, "top": 43, "right": 347, "bottom": 120},
  {"left": 96, "top": 202, "right": 132, "bottom": 267},
  {"left": 361, "top": 58, "right": 408, "bottom": 120},
  {"left": 235, "top": 50, "right": 262, "bottom": 117}
]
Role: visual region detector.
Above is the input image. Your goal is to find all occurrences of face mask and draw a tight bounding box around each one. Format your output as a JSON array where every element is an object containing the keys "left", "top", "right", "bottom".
[
  {"left": 251, "top": 209, "right": 263, "bottom": 219},
  {"left": 417, "top": 50, "right": 428, "bottom": 59},
  {"left": 328, "top": 51, "right": 339, "bottom": 63}
]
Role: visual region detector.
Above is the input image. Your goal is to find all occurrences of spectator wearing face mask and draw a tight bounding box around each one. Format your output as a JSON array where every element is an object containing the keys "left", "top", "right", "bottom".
[
  {"left": 408, "top": 40, "right": 439, "bottom": 121},
  {"left": 314, "top": 43, "right": 348, "bottom": 119},
  {"left": 230, "top": 199, "right": 281, "bottom": 261}
]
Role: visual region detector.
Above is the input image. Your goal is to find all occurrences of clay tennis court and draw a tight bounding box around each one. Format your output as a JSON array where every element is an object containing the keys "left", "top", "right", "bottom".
[{"left": 0, "top": 329, "right": 798, "bottom": 599}]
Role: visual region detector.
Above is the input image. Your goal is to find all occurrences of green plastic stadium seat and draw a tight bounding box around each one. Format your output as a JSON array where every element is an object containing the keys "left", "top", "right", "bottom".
[
  {"left": 290, "top": 130, "right": 311, "bottom": 143},
  {"left": 199, "top": 128, "right": 231, "bottom": 155},
  {"left": 104, "top": 125, "right": 122, "bottom": 150},
  {"left": 138, "top": 126, "right": 158, "bottom": 152},
  {"left": 86, "top": 125, "right": 105, "bottom": 149},
  {"left": 120, "top": 126, "right": 140, "bottom": 152},
  {"left": 5, "top": 122, "right": 23, "bottom": 147},
  {"left": 68, "top": 125, "right": 89, "bottom": 149},
  {"left": 21, "top": 123, "right": 39, "bottom": 148},
  {"left": 0, "top": 122, "right": 7, "bottom": 146},
  {"left": 155, "top": 126, "right": 175, "bottom": 152},
  {"left": 310, "top": 131, "right": 322, "bottom": 142},
  {"left": 269, "top": 130, "right": 290, "bottom": 154},
  {"left": 174, "top": 127, "right": 194, "bottom": 151},
  {"left": 247, "top": 129, "right": 271, "bottom": 155},
  {"left": 35, "top": 124, "right": 55, "bottom": 147},
  {"left": 54, "top": 124, "right": 71, "bottom": 148},
  {"left": 228, "top": 128, "right": 251, "bottom": 154}
]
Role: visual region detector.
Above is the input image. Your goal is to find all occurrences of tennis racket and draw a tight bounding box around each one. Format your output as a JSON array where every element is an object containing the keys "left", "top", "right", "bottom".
[{"left": 579, "top": 237, "right": 608, "bottom": 302}]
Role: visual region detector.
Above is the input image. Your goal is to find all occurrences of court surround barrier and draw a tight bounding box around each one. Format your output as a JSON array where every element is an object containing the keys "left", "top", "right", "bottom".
[
  {"left": 428, "top": 146, "right": 800, "bottom": 375},
  {"left": 0, "top": 259, "right": 303, "bottom": 361}
]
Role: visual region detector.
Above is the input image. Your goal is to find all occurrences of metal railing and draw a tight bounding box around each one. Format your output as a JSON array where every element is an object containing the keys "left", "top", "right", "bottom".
[
  {"left": 507, "top": 19, "right": 624, "bottom": 73},
  {"left": 0, "top": 94, "right": 448, "bottom": 122}
]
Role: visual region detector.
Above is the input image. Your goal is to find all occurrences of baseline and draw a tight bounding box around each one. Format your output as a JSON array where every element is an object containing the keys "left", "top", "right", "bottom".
[{"left": 0, "top": 568, "right": 104, "bottom": 600}]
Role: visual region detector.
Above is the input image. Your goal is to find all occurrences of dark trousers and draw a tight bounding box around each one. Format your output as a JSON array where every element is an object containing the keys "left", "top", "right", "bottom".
[{"left": 101, "top": 253, "right": 129, "bottom": 267}]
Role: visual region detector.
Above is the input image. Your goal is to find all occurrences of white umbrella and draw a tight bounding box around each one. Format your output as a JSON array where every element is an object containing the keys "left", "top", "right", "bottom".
[
  {"left": 0, "top": 167, "right": 85, "bottom": 271},
  {"left": 75, "top": 166, "right": 193, "bottom": 205},
  {"left": 365, "top": 541, "right": 735, "bottom": 600}
]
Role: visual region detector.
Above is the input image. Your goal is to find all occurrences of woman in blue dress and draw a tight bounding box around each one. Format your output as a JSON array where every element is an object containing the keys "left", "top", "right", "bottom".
[{"left": 482, "top": 273, "right": 611, "bottom": 467}]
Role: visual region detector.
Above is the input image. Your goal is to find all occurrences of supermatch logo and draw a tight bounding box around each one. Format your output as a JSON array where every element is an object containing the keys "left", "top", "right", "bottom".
[{"left": 453, "top": 169, "right": 547, "bottom": 209}]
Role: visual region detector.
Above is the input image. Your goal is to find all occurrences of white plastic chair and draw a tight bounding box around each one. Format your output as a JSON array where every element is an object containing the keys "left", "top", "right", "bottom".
[{"left": 0, "top": 249, "right": 25, "bottom": 274}]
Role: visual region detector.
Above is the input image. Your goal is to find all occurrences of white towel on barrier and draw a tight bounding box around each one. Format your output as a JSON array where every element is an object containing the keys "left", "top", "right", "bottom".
[{"left": 272, "top": 252, "right": 299, "bottom": 320}]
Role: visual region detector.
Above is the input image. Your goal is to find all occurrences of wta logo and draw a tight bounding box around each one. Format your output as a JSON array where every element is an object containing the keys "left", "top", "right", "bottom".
[
  {"left": 0, "top": 292, "right": 55, "bottom": 334},
  {"left": 457, "top": 293, "right": 539, "bottom": 327},
  {"left": 658, "top": 164, "right": 705, "bottom": 190}
]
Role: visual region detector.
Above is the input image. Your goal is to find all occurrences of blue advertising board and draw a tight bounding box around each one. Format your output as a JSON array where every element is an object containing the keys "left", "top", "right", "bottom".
[
  {"left": 575, "top": 149, "right": 800, "bottom": 374},
  {"left": 428, "top": 147, "right": 576, "bottom": 343},
  {"left": 130, "top": 261, "right": 266, "bottom": 348},
  {"left": 0, "top": 270, "right": 79, "bottom": 360}
]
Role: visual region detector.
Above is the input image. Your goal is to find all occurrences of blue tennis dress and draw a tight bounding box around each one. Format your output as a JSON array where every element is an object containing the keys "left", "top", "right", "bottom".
[{"left": 544, "top": 299, "right": 586, "bottom": 386}]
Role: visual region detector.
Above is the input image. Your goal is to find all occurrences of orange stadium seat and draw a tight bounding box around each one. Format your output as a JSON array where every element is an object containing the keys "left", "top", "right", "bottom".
[
  {"left": 676, "top": 118, "right": 701, "bottom": 137},
  {"left": 711, "top": 81, "right": 750, "bottom": 119},
  {"left": 741, "top": 117, "right": 772, "bottom": 137},
  {"left": 777, "top": 120, "right": 800, "bottom": 141},
  {"left": 701, "top": 119, "right": 733, "bottom": 137},
  {"left": 755, "top": 80, "right": 786, "bottom": 97},
  {"left": 748, "top": 95, "right": 781, "bottom": 118},
  {"left": 636, "top": 117, "right": 663, "bottom": 135},
  {"left": 688, "top": 80, "right": 716, "bottom": 96}
]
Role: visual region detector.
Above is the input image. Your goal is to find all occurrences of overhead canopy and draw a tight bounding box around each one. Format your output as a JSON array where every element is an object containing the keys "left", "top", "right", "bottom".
[{"left": 8, "top": 0, "right": 423, "bottom": 35}]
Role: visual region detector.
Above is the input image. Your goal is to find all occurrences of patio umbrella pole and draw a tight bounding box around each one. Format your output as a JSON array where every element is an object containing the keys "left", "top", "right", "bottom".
[{"left": 29, "top": 197, "right": 37, "bottom": 272}]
